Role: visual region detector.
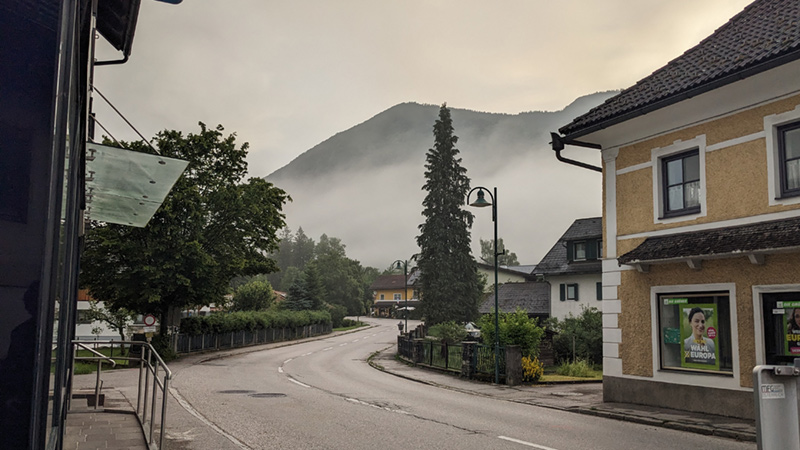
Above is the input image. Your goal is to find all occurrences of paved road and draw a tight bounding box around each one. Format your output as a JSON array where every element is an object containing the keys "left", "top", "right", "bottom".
[{"left": 166, "top": 318, "right": 755, "bottom": 450}]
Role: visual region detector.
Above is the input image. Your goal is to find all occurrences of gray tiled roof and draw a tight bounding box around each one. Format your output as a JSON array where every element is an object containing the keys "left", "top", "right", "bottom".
[
  {"left": 535, "top": 218, "right": 602, "bottom": 275},
  {"left": 478, "top": 282, "right": 550, "bottom": 315},
  {"left": 369, "top": 275, "right": 408, "bottom": 290},
  {"left": 560, "top": 0, "right": 800, "bottom": 137},
  {"left": 618, "top": 216, "right": 800, "bottom": 265},
  {"left": 476, "top": 262, "right": 536, "bottom": 278}
]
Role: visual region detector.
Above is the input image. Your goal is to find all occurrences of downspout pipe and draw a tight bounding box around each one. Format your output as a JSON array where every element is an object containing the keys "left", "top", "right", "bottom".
[{"left": 549, "top": 132, "right": 602, "bottom": 172}]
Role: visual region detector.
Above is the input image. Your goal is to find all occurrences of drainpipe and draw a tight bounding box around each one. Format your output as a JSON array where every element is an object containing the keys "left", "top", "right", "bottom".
[{"left": 549, "top": 132, "right": 602, "bottom": 172}]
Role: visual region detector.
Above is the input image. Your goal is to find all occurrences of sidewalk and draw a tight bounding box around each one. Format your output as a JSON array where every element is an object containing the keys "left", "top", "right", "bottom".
[
  {"left": 64, "top": 387, "right": 148, "bottom": 450},
  {"left": 370, "top": 348, "right": 757, "bottom": 442}
]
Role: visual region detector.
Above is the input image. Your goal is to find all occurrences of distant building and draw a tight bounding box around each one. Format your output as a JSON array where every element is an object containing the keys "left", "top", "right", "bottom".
[
  {"left": 369, "top": 273, "right": 418, "bottom": 317},
  {"left": 534, "top": 218, "right": 603, "bottom": 320}
]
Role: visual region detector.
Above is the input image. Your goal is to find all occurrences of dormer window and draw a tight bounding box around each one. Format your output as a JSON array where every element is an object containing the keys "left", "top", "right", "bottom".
[
  {"left": 574, "top": 241, "right": 587, "bottom": 260},
  {"left": 568, "top": 238, "right": 600, "bottom": 262}
]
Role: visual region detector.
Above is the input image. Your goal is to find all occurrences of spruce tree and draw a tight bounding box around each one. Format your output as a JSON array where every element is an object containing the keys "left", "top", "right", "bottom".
[{"left": 416, "top": 104, "right": 481, "bottom": 325}]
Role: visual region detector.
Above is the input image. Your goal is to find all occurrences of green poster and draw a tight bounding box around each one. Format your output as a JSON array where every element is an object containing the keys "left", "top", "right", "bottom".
[
  {"left": 681, "top": 304, "right": 719, "bottom": 370},
  {"left": 782, "top": 301, "right": 800, "bottom": 356}
]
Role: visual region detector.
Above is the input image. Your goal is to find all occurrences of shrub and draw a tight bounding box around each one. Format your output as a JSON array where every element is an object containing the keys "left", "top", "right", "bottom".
[
  {"left": 549, "top": 306, "right": 602, "bottom": 365},
  {"left": 178, "top": 309, "right": 331, "bottom": 336},
  {"left": 427, "top": 321, "right": 467, "bottom": 343},
  {"left": 556, "top": 359, "right": 595, "bottom": 377},
  {"left": 477, "top": 308, "right": 544, "bottom": 358},
  {"left": 521, "top": 356, "right": 544, "bottom": 382},
  {"left": 328, "top": 304, "right": 348, "bottom": 328},
  {"left": 231, "top": 280, "right": 276, "bottom": 311}
]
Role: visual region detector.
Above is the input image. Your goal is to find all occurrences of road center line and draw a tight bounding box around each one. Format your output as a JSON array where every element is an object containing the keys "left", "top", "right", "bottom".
[
  {"left": 288, "top": 378, "right": 310, "bottom": 388},
  {"left": 323, "top": 347, "right": 333, "bottom": 351},
  {"left": 498, "top": 436, "right": 560, "bottom": 450},
  {"left": 339, "top": 343, "right": 347, "bottom": 347},
  {"left": 283, "top": 358, "right": 293, "bottom": 364}
]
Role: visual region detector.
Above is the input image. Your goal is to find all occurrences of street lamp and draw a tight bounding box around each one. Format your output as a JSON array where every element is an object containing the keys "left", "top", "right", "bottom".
[
  {"left": 467, "top": 186, "right": 501, "bottom": 384},
  {"left": 392, "top": 259, "right": 411, "bottom": 334}
]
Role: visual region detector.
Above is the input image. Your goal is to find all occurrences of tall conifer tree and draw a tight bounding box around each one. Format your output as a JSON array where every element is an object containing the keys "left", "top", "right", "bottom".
[{"left": 416, "top": 104, "right": 481, "bottom": 325}]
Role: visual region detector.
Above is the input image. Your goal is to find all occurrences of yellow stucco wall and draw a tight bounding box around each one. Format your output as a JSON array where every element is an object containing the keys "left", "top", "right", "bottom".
[
  {"left": 613, "top": 94, "right": 800, "bottom": 237},
  {"left": 618, "top": 253, "right": 800, "bottom": 387},
  {"left": 373, "top": 287, "right": 414, "bottom": 301}
]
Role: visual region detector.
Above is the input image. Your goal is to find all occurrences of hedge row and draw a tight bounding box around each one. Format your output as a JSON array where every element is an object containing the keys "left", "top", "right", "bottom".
[{"left": 179, "top": 310, "right": 331, "bottom": 336}]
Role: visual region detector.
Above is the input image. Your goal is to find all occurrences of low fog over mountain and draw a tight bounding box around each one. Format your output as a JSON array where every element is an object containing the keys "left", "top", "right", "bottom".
[{"left": 265, "top": 91, "right": 617, "bottom": 269}]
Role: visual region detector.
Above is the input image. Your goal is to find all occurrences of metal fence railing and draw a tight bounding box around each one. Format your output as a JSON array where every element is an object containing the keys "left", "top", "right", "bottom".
[
  {"left": 173, "top": 323, "right": 333, "bottom": 355},
  {"left": 71, "top": 340, "right": 172, "bottom": 450},
  {"left": 396, "top": 335, "right": 507, "bottom": 380},
  {"left": 474, "top": 344, "right": 506, "bottom": 378}
]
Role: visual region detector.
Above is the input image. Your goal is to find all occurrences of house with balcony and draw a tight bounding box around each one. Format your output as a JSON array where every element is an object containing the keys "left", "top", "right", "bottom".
[
  {"left": 533, "top": 218, "right": 603, "bottom": 320},
  {"left": 550, "top": 0, "right": 800, "bottom": 419}
]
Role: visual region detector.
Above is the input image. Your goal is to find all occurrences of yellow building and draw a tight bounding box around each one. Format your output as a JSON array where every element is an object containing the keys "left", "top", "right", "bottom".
[
  {"left": 369, "top": 274, "right": 416, "bottom": 317},
  {"left": 551, "top": 0, "right": 800, "bottom": 419}
]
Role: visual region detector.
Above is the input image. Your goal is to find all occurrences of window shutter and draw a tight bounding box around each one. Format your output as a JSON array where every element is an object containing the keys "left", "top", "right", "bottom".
[
  {"left": 559, "top": 284, "right": 565, "bottom": 301},
  {"left": 566, "top": 242, "right": 574, "bottom": 261},
  {"left": 586, "top": 239, "right": 598, "bottom": 260},
  {"left": 596, "top": 282, "right": 602, "bottom": 300},
  {"left": 574, "top": 284, "right": 579, "bottom": 301}
]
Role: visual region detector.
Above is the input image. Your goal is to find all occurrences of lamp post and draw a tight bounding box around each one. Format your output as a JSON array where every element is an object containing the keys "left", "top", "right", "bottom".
[
  {"left": 467, "top": 186, "right": 500, "bottom": 384},
  {"left": 392, "top": 259, "right": 410, "bottom": 334}
]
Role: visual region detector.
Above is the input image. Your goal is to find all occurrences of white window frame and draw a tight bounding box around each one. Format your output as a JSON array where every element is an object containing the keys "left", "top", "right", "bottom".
[
  {"left": 651, "top": 135, "right": 707, "bottom": 224},
  {"left": 765, "top": 105, "right": 800, "bottom": 206},
  {"left": 566, "top": 283, "right": 578, "bottom": 300},
  {"left": 649, "top": 283, "right": 743, "bottom": 391},
  {"left": 393, "top": 293, "right": 401, "bottom": 300},
  {"left": 574, "top": 241, "right": 587, "bottom": 261}
]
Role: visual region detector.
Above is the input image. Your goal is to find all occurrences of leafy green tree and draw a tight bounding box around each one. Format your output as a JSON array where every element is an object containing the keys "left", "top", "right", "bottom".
[
  {"left": 84, "top": 301, "right": 135, "bottom": 342},
  {"left": 548, "top": 306, "right": 602, "bottom": 364},
  {"left": 477, "top": 309, "right": 545, "bottom": 358},
  {"left": 416, "top": 104, "right": 481, "bottom": 325},
  {"left": 315, "top": 234, "right": 364, "bottom": 314},
  {"left": 231, "top": 280, "right": 276, "bottom": 311},
  {"left": 479, "top": 237, "right": 519, "bottom": 266},
  {"left": 80, "top": 123, "right": 289, "bottom": 332}
]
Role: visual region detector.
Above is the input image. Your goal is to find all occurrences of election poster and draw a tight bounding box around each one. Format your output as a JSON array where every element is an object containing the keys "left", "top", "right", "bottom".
[
  {"left": 677, "top": 302, "right": 719, "bottom": 370},
  {"left": 781, "top": 301, "right": 800, "bottom": 356}
]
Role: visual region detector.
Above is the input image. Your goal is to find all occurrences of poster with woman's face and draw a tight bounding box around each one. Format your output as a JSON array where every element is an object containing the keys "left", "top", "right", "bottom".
[
  {"left": 681, "top": 304, "right": 719, "bottom": 371},
  {"left": 781, "top": 301, "right": 800, "bottom": 356}
]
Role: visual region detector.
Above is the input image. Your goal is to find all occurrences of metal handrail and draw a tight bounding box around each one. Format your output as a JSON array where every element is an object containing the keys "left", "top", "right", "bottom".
[
  {"left": 71, "top": 340, "right": 172, "bottom": 450},
  {"left": 73, "top": 342, "right": 117, "bottom": 411}
]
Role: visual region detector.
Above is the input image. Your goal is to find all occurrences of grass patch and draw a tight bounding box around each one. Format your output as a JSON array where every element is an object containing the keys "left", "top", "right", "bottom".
[
  {"left": 54, "top": 346, "right": 134, "bottom": 375},
  {"left": 538, "top": 360, "right": 602, "bottom": 382}
]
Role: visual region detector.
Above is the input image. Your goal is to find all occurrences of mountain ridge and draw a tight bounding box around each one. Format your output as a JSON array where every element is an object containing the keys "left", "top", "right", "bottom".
[{"left": 263, "top": 91, "right": 619, "bottom": 268}]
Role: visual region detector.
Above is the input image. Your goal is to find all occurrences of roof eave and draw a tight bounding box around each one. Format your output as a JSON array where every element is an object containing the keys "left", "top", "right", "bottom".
[{"left": 558, "top": 47, "right": 800, "bottom": 141}]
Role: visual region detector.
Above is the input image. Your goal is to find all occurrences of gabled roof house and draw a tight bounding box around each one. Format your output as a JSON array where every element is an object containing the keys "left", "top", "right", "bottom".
[
  {"left": 550, "top": 0, "right": 800, "bottom": 419},
  {"left": 535, "top": 218, "right": 603, "bottom": 319}
]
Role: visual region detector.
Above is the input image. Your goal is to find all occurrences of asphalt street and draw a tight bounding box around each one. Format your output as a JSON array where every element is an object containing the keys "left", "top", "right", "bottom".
[{"left": 152, "top": 318, "right": 756, "bottom": 450}]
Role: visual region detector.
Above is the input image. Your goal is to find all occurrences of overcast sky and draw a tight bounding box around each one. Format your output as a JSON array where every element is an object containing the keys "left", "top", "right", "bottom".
[
  {"left": 95, "top": 0, "right": 752, "bottom": 178},
  {"left": 93, "top": 1, "right": 753, "bottom": 266}
]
